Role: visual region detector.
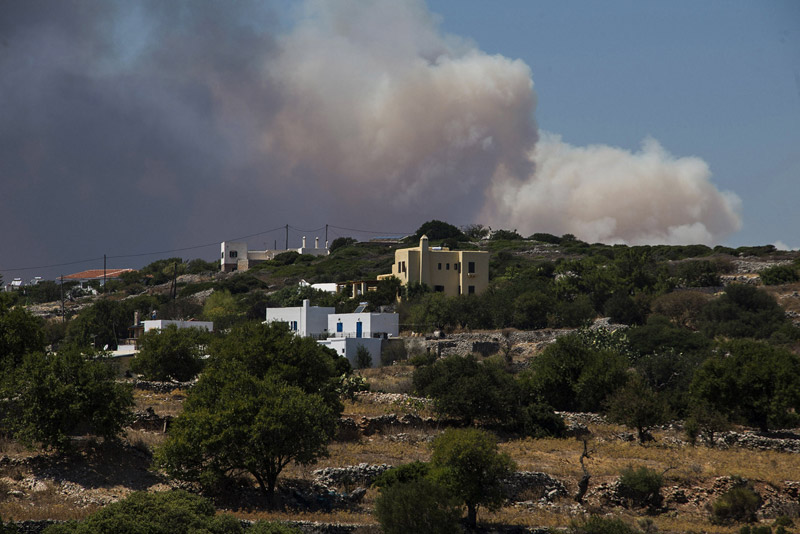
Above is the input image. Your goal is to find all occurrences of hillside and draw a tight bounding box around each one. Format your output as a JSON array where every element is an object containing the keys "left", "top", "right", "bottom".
[{"left": 2, "top": 232, "right": 800, "bottom": 533}]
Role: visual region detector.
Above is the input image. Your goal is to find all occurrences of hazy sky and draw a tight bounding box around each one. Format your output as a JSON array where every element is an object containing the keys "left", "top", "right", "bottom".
[{"left": 2, "top": 1, "right": 798, "bottom": 283}]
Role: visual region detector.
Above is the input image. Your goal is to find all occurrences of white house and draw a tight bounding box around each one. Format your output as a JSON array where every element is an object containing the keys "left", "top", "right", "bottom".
[
  {"left": 264, "top": 301, "right": 399, "bottom": 368},
  {"left": 264, "top": 299, "right": 334, "bottom": 338},
  {"left": 221, "top": 236, "right": 329, "bottom": 272}
]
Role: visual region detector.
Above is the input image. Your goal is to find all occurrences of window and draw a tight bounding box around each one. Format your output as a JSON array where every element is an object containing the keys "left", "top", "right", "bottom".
[
  {"left": 336, "top": 321, "right": 343, "bottom": 333},
  {"left": 468, "top": 285, "right": 475, "bottom": 295},
  {"left": 438, "top": 263, "right": 442, "bottom": 270},
  {"left": 468, "top": 261, "right": 475, "bottom": 274},
  {"left": 456, "top": 262, "right": 460, "bottom": 273},
  {"left": 434, "top": 285, "right": 445, "bottom": 292},
  {"left": 221, "top": 251, "right": 224, "bottom": 259},
  {"left": 290, "top": 321, "right": 298, "bottom": 331},
  {"left": 446, "top": 263, "right": 450, "bottom": 270},
  {"left": 229, "top": 250, "right": 238, "bottom": 258}
]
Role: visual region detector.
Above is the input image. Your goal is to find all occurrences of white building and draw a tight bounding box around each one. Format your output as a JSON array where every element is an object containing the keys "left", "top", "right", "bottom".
[
  {"left": 221, "top": 236, "right": 329, "bottom": 272},
  {"left": 265, "top": 299, "right": 334, "bottom": 338},
  {"left": 264, "top": 300, "right": 399, "bottom": 368}
]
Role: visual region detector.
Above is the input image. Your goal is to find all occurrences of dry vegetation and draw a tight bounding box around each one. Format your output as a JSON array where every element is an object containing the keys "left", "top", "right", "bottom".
[{"left": 3, "top": 367, "right": 800, "bottom": 533}]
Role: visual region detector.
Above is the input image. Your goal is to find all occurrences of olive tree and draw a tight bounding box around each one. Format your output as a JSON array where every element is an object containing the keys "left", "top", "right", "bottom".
[{"left": 430, "top": 428, "right": 516, "bottom": 528}]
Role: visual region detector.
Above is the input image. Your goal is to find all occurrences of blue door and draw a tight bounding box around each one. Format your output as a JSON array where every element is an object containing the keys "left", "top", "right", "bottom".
[{"left": 356, "top": 321, "right": 362, "bottom": 338}]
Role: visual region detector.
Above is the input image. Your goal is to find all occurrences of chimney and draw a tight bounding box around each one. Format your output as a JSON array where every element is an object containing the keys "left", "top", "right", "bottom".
[
  {"left": 302, "top": 236, "right": 307, "bottom": 249},
  {"left": 134, "top": 310, "right": 140, "bottom": 326},
  {"left": 315, "top": 237, "right": 319, "bottom": 249}
]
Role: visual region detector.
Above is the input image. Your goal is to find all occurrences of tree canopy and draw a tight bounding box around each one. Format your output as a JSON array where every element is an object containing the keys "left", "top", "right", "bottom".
[
  {"left": 430, "top": 428, "right": 516, "bottom": 528},
  {"left": 131, "top": 324, "right": 211, "bottom": 381},
  {"left": 9, "top": 347, "right": 133, "bottom": 450},
  {"left": 157, "top": 322, "right": 344, "bottom": 501}
]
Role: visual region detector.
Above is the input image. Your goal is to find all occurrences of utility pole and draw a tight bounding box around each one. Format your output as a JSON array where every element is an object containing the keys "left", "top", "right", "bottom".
[
  {"left": 103, "top": 254, "right": 106, "bottom": 293},
  {"left": 325, "top": 224, "right": 328, "bottom": 246},
  {"left": 285, "top": 224, "right": 289, "bottom": 250}
]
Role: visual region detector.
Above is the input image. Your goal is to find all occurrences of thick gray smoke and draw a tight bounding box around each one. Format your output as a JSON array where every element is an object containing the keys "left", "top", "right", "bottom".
[{"left": 1, "top": 0, "right": 743, "bottom": 281}]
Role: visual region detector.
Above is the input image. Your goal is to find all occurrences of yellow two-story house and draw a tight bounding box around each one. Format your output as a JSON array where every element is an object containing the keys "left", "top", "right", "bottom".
[{"left": 378, "top": 235, "right": 489, "bottom": 297}]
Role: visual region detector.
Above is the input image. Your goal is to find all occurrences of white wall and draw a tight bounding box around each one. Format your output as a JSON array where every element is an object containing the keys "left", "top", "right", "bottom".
[
  {"left": 265, "top": 299, "right": 334, "bottom": 337},
  {"left": 317, "top": 337, "right": 382, "bottom": 368},
  {"left": 220, "top": 241, "right": 248, "bottom": 271},
  {"left": 327, "top": 312, "right": 398, "bottom": 339}
]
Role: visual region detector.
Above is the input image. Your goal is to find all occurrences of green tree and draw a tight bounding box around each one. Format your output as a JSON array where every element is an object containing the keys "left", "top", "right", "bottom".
[
  {"left": 208, "top": 321, "right": 346, "bottom": 411},
  {"left": 759, "top": 264, "right": 799, "bottom": 285},
  {"left": 355, "top": 345, "right": 372, "bottom": 369},
  {"left": 329, "top": 236, "right": 357, "bottom": 253},
  {"left": 202, "top": 289, "right": 240, "bottom": 329},
  {"left": 690, "top": 340, "right": 800, "bottom": 431},
  {"left": 519, "top": 333, "right": 629, "bottom": 412},
  {"left": 0, "top": 303, "right": 45, "bottom": 374},
  {"left": 375, "top": 478, "right": 461, "bottom": 534},
  {"left": 412, "top": 220, "right": 465, "bottom": 241},
  {"left": 131, "top": 324, "right": 211, "bottom": 381},
  {"left": 158, "top": 322, "right": 344, "bottom": 501},
  {"left": 10, "top": 347, "right": 133, "bottom": 450},
  {"left": 157, "top": 368, "right": 337, "bottom": 502},
  {"left": 606, "top": 373, "right": 669, "bottom": 444},
  {"left": 413, "top": 355, "right": 518, "bottom": 425},
  {"left": 698, "top": 284, "right": 788, "bottom": 340},
  {"left": 430, "top": 428, "right": 516, "bottom": 529}
]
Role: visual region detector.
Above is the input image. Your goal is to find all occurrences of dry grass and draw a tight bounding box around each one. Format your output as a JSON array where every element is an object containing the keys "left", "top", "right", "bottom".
[
  {"left": 132, "top": 388, "right": 186, "bottom": 417},
  {"left": 359, "top": 365, "right": 415, "bottom": 394},
  {"left": 122, "top": 429, "right": 167, "bottom": 454},
  {"left": 0, "top": 480, "right": 99, "bottom": 521}
]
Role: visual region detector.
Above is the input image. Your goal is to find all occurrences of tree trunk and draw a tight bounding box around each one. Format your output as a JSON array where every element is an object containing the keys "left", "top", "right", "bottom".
[{"left": 467, "top": 503, "right": 477, "bottom": 529}]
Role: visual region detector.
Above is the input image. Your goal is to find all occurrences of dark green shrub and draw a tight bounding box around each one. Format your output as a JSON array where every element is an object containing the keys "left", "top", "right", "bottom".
[
  {"left": 373, "top": 461, "right": 430, "bottom": 489},
  {"left": 760, "top": 264, "right": 799, "bottom": 285},
  {"left": 329, "top": 237, "right": 357, "bottom": 253},
  {"left": 375, "top": 477, "right": 461, "bottom": 534},
  {"left": 568, "top": 515, "right": 642, "bottom": 533},
  {"left": 355, "top": 345, "right": 372, "bottom": 369},
  {"left": 43, "top": 490, "right": 243, "bottom": 533},
  {"left": 618, "top": 466, "right": 663, "bottom": 508},
  {"left": 513, "top": 402, "right": 566, "bottom": 438},
  {"left": 739, "top": 526, "right": 772, "bottom": 534},
  {"left": 711, "top": 485, "right": 762, "bottom": 524}
]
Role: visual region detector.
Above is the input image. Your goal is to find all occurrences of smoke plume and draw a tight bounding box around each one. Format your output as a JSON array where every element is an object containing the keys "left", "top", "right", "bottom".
[
  {"left": 264, "top": 0, "right": 741, "bottom": 244},
  {"left": 1, "top": 0, "right": 743, "bottom": 281}
]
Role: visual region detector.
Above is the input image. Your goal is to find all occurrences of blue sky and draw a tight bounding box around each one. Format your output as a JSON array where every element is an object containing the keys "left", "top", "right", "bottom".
[{"left": 1, "top": 1, "right": 798, "bottom": 283}]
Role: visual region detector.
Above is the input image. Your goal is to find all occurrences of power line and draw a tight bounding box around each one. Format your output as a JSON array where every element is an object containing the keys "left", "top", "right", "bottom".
[
  {"left": 1, "top": 225, "right": 287, "bottom": 272},
  {"left": 1, "top": 223, "right": 412, "bottom": 273},
  {"left": 328, "top": 224, "right": 411, "bottom": 236}
]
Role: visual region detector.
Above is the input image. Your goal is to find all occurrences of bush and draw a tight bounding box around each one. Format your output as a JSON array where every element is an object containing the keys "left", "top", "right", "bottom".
[
  {"left": 373, "top": 461, "right": 430, "bottom": 489},
  {"left": 618, "top": 466, "right": 663, "bottom": 508},
  {"left": 513, "top": 402, "right": 566, "bottom": 438},
  {"left": 131, "top": 324, "right": 210, "bottom": 381},
  {"left": 43, "top": 490, "right": 246, "bottom": 533},
  {"left": 760, "top": 264, "right": 799, "bottom": 285},
  {"left": 413, "top": 355, "right": 518, "bottom": 425},
  {"left": 568, "top": 515, "right": 642, "bottom": 534},
  {"left": 11, "top": 348, "right": 133, "bottom": 451},
  {"left": 375, "top": 478, "right": 461, "bottom": 534},
  {"left": 711, "top": 485, "right": 762, "bottom": 524},
  {"left": 355, "top": 345, "right": 372, "bottom": 369}
]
